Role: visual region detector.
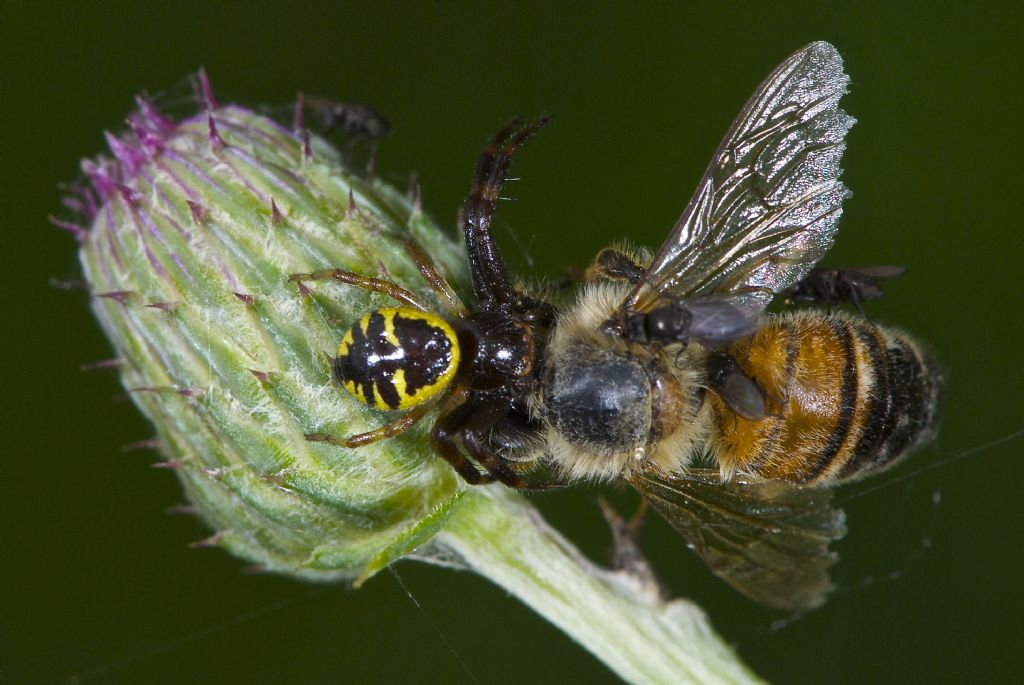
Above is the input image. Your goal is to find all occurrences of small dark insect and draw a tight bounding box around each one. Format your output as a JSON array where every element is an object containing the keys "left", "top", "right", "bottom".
[
  {"left": 294, "top": 42, "right": 942, "bottom": 611},
  {"left": 303, "top": 95, "right": 391, "bottom": 139},
  {"left": 784, "top": 265, "right": 906, "bottom": 312}
]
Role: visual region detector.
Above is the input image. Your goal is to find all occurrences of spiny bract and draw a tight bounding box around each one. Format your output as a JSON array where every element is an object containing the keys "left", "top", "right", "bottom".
[{"left": 65, "top": 72, "right": 470, "bottom": 581}]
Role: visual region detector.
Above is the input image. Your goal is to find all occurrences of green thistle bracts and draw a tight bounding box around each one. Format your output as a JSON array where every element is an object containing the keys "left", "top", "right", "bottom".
[
  {"left": 76, "top": 88, "right": 468, "bottom": 580},
  {"left": 67, "top": 77, "right": 761, "bottom": 684}
]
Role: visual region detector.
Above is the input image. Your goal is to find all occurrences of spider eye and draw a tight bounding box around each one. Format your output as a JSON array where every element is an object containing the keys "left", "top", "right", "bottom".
[{"left": 334, "top": 307, "right": 460, "bottom": 410}]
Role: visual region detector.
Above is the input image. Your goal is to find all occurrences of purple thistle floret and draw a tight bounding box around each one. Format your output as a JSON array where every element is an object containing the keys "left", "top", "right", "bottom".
[{"left": 65, "top": 70, "right": 470, "bottom": 581}]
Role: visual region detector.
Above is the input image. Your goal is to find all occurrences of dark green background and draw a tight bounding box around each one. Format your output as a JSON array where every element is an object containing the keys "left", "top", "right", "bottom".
[{"left": 3, "top": 2, "right": 1023, "bottom": 683}]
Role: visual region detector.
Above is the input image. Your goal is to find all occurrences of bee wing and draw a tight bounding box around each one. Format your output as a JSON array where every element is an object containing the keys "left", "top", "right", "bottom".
[
  {"left": 622, "top": 42, "right": 855, "bottom": 316},
  {"left": 628, "top": 468, "right": 847, "bottom": 611}
]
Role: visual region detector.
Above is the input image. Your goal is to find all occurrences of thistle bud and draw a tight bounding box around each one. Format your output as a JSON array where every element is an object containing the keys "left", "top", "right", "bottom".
[
  {"left": 73, "top": 78, "right": 467, "bottom": 580},
  {"left": 66, "top": 75, "right": 759, "bottom": 684}
]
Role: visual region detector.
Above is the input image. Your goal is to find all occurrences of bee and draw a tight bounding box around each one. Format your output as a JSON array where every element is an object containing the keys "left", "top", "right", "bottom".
[{"left": 292, "top": 41, "right": 942, "bottom": 611}]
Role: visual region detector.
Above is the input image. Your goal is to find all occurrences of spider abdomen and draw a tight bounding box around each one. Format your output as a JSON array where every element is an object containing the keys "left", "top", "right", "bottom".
[{"left": 333, "top": 307, "right": 460, "bottom": 410}]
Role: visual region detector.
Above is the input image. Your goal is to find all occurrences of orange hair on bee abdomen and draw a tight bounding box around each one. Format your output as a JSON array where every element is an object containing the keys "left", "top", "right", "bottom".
[{"left": 712, "top": 312, "right": 942, "bottom": 484}]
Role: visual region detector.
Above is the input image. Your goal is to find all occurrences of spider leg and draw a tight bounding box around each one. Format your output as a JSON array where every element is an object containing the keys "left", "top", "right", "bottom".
[
  {"left": 430, "top": 394, "right": 559, "bottom": 490},
  {"left": 463, "top": 116, "right": 551, "bottom": 307},
  {"left": 402, "top": 239, "right": 467, "bottom": 318},
  {"left": 458, "top": 402, "right": 528, "bottom": 487},
  {"left": 306, "top": 402, "right": 433, "bottom": 448},
  {"left": 459, "top": 402, "right": 563, "bottom": 491},
  {"left": 289, "top": 269, "right": 429, "bottom": 311},
  {"left": 431, "top": 401, "right": 496, "bottom": 485}
]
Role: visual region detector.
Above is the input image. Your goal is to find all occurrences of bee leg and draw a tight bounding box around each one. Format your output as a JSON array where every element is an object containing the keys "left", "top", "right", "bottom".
[
  {"left": 306, "top": 403, "right": 433, "bottom": 449},
  {"left": 463, "top": 433, "right": 528, "bottom": 488},
  {"left": 540, "top": 246, "right": 641, "bottom": 291},
  {"left": 706, "top": 351, "right": 768, "bottom": 421},
  {"left": 464, "top": 116, "right": 550, "bottom": 307},
  {"left": 584, "top": 247, "right": 645, "bottom": 284},
  {"left": 288, "top": 269, "right": 430, "bottom": 312},
  {"left": 598, "top": 499, "right": 669, "bottom": 600},
  {"left": 462, "top": 412, "right": 553, "bottom": 490},
  {"left": 488, "top": 408, "right": 541, "bottom": 458}
]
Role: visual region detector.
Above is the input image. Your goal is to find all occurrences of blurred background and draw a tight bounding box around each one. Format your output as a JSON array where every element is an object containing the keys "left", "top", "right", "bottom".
[{"left": 3, "top": 2, "right": 1022, "bottom": 683}]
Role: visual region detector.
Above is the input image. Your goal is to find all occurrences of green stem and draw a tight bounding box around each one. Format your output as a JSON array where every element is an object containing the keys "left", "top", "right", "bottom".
[{"left": 436, "top": 488, "right": 764, "bottom": 685}]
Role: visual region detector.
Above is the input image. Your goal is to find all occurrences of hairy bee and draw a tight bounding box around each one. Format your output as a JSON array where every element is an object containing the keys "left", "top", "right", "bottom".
[{"left": 294, "top": 41, "right": 942, "bottom": 610}]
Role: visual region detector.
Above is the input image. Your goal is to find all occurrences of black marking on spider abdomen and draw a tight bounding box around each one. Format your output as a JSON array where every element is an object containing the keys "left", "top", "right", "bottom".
[{"left": 333, "top": 307, "right": 459, "bottom": 411}]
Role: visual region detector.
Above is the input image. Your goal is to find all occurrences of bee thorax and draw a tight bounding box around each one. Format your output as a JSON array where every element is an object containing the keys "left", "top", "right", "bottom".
[
  {"left": 542, "top": 348, "right": 651, "bottom": 451},
  {"left": 534, "top": 283, "right": 710, "bottom": 481}
]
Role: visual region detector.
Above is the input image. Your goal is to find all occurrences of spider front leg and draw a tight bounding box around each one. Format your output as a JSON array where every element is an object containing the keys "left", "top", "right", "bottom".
[
  {"left": 289, "top": 238, "right": 466, "bottom": 319},
  {"left": 288, "top": 269, "right": 429, "bottom": 311},
  {"left": 463, "top": 115, "right": 551, "bottom": 307},
  {"left": 431, "top": 400, "right": 497, "bottom": 485},
  {"left": 431, "top": 396, "right": 557, "bottom": 490}
]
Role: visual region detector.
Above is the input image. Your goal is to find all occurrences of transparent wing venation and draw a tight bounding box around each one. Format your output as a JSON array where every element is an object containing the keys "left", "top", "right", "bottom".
[
  {"left": 629, "top": 468, "right": 848, "bottom": 610},
  {"left": 623, "top": 41, "right": 855, "bottom": 315}
]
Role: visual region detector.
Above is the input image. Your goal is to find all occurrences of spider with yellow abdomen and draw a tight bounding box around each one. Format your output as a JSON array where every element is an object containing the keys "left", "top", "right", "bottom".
[{"left": 290, "top": 116, "right": 556, "bottom": 488}]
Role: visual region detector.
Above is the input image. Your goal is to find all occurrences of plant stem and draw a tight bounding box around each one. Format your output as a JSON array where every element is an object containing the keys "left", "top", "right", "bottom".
[{"left": 437, "top": 487, "right": 764, "bottom": 685}]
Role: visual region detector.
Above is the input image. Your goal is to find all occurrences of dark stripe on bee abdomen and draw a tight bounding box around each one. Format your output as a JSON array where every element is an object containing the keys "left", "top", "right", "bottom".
[
  {"left": 840, "top": 323, "right": 892, "bottom": 468},
  {"left": 804, "top": 320, "right": 859, "bottom": 479},
  {"left": 838, "top": 328, "right": 941, "bottom": 480},
  {"left": 717, "top": 313, "right": 940, "bottom": 484}
]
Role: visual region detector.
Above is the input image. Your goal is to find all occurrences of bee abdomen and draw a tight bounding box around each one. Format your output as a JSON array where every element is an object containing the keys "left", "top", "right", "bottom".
[
  {"left": 716, "top": 313, "right": 941, "bottom": 484},
  {"left": 836, "top": 325, "right": 941, "bottom": 480}
]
